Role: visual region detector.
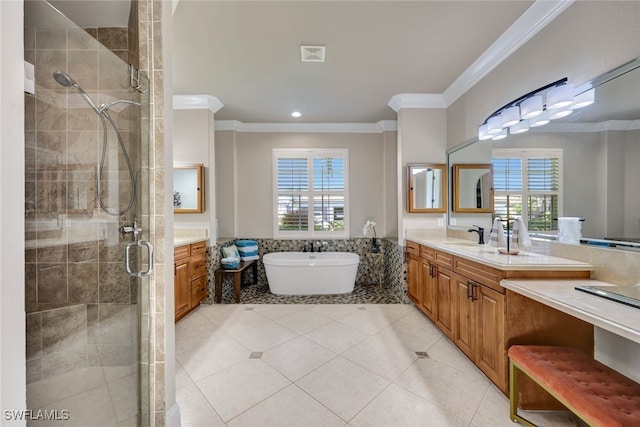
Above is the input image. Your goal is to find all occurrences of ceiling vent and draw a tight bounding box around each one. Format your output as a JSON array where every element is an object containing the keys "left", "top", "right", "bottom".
[{"left": 300, "top": 45, "right": 326, "bottom": 62}]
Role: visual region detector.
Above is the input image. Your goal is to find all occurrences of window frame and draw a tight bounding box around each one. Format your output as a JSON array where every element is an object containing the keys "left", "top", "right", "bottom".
[
  {"left": 492, "top": 148, "right": 563, "bottom": 231},
  {"left": 272, "top": 148, "right": 349, "bottom": 239}
]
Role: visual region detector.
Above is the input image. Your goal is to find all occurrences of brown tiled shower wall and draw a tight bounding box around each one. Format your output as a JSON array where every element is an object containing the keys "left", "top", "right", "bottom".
[{"left": 23, "top": 16, "right": 141, "bottom": 390}]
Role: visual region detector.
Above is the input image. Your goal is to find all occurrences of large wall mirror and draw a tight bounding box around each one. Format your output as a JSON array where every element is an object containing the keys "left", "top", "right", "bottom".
[
  {"left": 174, "top": 164, "right": 204, "bottom": 213},
  {"left": 447, "top": 56, "right": 640, "bottom": 250},
  {"left": 452, "top": 164, "right": 494, "bottom": 213},
  {"left": 407, "top": 163, "right": 447, "bottom": 213}
]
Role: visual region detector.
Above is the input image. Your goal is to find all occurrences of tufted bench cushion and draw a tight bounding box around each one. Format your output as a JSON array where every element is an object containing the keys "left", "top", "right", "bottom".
[{"left": 508, "top": 345, "right": 640, "bottom": 427}]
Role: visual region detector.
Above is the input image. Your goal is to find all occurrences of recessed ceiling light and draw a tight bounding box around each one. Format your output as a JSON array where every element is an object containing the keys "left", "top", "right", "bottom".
[{"left": 291, "top": 111, "right": 302, "bottom": 118}]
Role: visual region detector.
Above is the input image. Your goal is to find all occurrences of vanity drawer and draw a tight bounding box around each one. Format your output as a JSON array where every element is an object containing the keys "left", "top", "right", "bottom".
[
  {"left": 191, "top": 241, "right": 207, "bottom": 255},
  {"left": 420, "top": 245, "right": 435, "bottom": 261},
  {"left": 454, "top": 256, "right": 504, "bottom": 293},
  {"left": 191, "top": 275, "right": 207, "bottom": 305},
  {"left": 434, "top": 250, "right": 454, "bottom": 270},
  {"left": 190, "top": 253, "right": 207, "bottom": 277},
  {"left": 406, "top": 241, "right": 420, "bottom": 257},
  {"left": 174, "top": 245, "right": 190, "bottom": 260}
]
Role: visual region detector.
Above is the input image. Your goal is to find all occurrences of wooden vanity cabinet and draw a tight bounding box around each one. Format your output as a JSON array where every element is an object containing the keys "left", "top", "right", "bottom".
[
  {"left": 406, "top": 240, "right": 590, "bottom": 396},
  {"left": 174, "top": 240, "right": 208, "bottom": 322},
  {"left": 419, "top": 245, "right": 436, "bottom": 321},
  {"left": 406, "top": 241, "right": 421, "bottom": 304}
]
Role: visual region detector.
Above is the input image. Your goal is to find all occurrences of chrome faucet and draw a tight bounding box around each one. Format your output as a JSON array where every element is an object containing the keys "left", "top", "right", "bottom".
[{"left": 468, "top": 225, "right": 485, "bottom": 245}]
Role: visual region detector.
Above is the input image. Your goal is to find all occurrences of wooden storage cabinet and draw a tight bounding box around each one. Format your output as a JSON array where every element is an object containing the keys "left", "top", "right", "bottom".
[{"left": 174, "top": 240, "right": 208, "bottom": 322}]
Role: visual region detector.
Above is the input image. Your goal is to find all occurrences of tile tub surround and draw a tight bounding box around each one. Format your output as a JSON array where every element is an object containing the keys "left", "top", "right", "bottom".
[
  {"left": 203, "top": 238, "right": 406, "bottom": 304},
  {"left": 175, "top": 303, "right": 577, "bottom": 426}
]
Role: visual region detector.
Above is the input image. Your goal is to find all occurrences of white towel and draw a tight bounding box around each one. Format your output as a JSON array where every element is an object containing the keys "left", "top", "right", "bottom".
[
  {"left": 510, "top": 217, "right": 531, "bottom": 250},
  {"left": 486, "top": 218, "right": 507, "bottom": 248},
  {"left": 558, "top": 217, "right": 582, "bottom": 244}
]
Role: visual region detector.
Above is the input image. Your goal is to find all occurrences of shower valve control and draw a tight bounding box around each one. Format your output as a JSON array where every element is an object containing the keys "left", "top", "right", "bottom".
[{"left": 120, "top": 219, "right": 142, "bottom": 240}]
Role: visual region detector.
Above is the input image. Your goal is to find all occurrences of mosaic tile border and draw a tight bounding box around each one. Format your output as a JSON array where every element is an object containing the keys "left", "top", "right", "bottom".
[{"left": 204, "top": 238, "right": 408, "bottom": 305}]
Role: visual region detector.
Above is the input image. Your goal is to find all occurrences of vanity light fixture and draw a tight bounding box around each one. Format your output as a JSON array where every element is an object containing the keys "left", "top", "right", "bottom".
[
  {"left": 477, "top": 78, "right": 595, "bottom": 141},
  {"left": 546, "top": 83, "right": 575, "bottom": 110},
  {"left": 509, "top": 119, "right": 530, "bottom": 134},
  {"left": 492, "top": 129, "right": 508, "bottom": 141},
  {"left": 478, "top": 124, "right": 492, "bottom": 140},
  {"left": 520, "top": 95, "right": 543, "bottom": 119},
  {"left": 571, "top": 88, "right": 595, "bottom": 109},
  {"left": 549, "top": 108, "right": 573, "bottom": 120},
  {"left": 501, "top": 106, "right": 521, "bottom": 128},
  {"left": 529, "top": 110, "right": 551, "bottom": 127}
]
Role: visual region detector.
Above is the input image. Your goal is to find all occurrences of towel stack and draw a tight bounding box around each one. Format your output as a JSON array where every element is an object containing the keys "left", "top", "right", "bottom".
[
  {"left": 510, "top": 217, "right": 532, "bottom": 250},
  {"left": 487, "top": 218, "right": 507, "bottom": 248},
  {"left": 235, "top": 239, "right": 259, "bottom": 261},
  {"left": 558, "top": 217, "right": 582, "bottom": 244}
]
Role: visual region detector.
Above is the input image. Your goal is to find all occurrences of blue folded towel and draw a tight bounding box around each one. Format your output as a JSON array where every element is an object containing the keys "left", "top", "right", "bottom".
[
  {"left": 237, "top": 245, "right": 258, "bottom": 253},
  {"left": 235, "top": 239, "right": 257, "bottom": 247},
  {"left": 240, "top": 254, "right": 259, "bottom": 261},
  {"left": 239, "top": 250, "right": 258, "bottom": 258}
]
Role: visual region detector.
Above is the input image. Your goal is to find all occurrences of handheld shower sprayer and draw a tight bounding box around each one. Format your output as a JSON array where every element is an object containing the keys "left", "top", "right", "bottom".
[
  {"left": 53, "top": 71, "right": 139, "bottom": 216},
  {"left": 53, "top": 71, "right": 101, "bottom": 115}
]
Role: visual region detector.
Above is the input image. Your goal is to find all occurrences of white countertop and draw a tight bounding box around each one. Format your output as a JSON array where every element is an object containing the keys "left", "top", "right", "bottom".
[
  {"left": 501, "top": 279, "right": 640, "bottom": 344},
  {"left": 174, "top": 236, "right": 209, "bottom": 247},
  {"left": 407, "top": 234, "right": 593, "bottom": 271}
]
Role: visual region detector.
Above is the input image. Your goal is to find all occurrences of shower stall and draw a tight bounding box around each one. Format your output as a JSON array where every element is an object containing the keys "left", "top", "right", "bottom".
[{"left": 24, "top": 1, "right": 152, "bottom": 425}]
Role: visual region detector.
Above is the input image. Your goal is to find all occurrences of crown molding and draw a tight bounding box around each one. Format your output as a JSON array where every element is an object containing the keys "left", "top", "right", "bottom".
[
  {"left": 387, "top": 93, "right": 446, "bottom": 112},
  {"left": 389, "top": 0, "right": 574, "bottom": 111},
  {"left": 173, "top": 94, "right": 224, "bottom": 113},
  {"left": 441, "top": 0, "right": 574, "bottom": 106},
  {"left": 214, "top": 120, "right": 397, "bottom": 133}
]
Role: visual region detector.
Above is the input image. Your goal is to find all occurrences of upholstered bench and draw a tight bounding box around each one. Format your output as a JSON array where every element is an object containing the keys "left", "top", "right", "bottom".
[{"left": 508, "top": 345, "right": 640, "bottom": 426}]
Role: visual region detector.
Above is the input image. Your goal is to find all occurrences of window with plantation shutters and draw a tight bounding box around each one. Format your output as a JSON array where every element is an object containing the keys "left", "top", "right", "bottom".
[
  {"left": 492, "top": 149, "right": 562, "bottom": 231},
  {"left": 273, "top": 149, "right": 349, "bottom": 238}
]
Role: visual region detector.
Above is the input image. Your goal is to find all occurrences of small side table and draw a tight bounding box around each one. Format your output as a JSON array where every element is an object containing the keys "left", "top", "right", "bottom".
[
  {"left": 362, "top": 252, "right": 384, "bottom": 288},
  {"left": 215, "top": 260, "right": 257, "bottom": 303}
]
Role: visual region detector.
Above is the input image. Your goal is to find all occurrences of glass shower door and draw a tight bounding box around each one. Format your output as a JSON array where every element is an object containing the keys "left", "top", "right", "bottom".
[{"left": 24, "top": 1, "right": 151, "bottom": 425}]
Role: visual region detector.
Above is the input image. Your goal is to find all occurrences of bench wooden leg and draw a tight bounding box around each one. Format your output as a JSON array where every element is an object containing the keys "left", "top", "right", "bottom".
[
  {"left": 234, "top": 272, "right": 241, "bottom": 303},
  {"left": 252, "top": 261, "right": 257, "bottom": 285},
  {"left": 510, "top": 360, "right": 537, "bottom": 426}
]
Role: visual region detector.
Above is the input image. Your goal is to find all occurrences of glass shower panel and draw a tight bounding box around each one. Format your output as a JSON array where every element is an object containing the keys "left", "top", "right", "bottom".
[{"left": 24, "top": 1, "right": 150, "bottom": 425}]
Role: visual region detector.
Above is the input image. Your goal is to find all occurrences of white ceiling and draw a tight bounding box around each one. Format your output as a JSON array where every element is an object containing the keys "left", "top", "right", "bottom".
[
  {"left": 50, "top": 0, "right": 574, "bottom": 124},
  {"left": 172, "top": 1, "right": 539, "bottom": 123}
]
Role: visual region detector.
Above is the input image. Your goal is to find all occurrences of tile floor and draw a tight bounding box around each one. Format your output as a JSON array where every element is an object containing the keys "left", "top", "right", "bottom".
[{"left": 176, "top": 303, "right": 577, "bottom": 427}]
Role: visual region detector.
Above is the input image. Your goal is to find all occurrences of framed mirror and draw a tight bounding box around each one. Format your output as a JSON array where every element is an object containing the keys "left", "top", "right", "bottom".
[
  {"left": 453, "top": 164, "right": 494, "bottom": 213},
  {"left": 407, "top": 163, "right": 446, "bottom": 213},
  {"left": 173, "top": 164, "right": 204, "bottom": 213}
]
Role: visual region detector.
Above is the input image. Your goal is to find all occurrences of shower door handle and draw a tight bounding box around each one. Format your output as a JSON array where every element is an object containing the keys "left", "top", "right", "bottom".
[{"left": 125, "top": 240, "right": 154, "bottom": 277}]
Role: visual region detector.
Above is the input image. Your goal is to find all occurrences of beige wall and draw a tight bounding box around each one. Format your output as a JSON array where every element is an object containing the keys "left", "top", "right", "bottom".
[
  {"left": 447, "top": 1, "right": 640, "bottom": 148},
  {"left": 173, "top": 109, "right": 216, "bottom": 234},
  {"left": 214, "top": 129, "right": 237, "bottom": 238},
  {"left": 216, "top": 130, "right": 389, "bottom": 239},
  {"left": 383, "top": 130, "right": 398, "bottom": 237},
  {"left": 397, "top": 108, "right": 447, "bottom": 237}
]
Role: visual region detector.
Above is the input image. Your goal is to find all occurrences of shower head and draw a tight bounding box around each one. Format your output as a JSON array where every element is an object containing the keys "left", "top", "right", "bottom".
[
  {"left": 53, "top": 71, "right": 76, "bottom": 88},
  {"left": 53, "top": 71, "right": 101, "bottom": 115}
]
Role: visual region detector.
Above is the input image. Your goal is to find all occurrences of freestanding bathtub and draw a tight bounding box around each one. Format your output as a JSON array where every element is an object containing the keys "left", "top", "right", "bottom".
[{"left": 263, "top": 252, "right": 360, "bottom": 295}]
